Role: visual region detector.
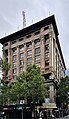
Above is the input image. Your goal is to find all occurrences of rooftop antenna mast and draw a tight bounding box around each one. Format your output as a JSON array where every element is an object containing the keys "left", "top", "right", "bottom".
[
  {"left": 22, "top": 11, "right": 26, "bottom": 28},
  {"left": 49, "top": 11, "right": 50, "bottom": 16}
]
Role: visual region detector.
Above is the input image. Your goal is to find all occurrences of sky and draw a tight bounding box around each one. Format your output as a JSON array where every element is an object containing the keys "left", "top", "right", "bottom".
[{"left": 0, "top": 0, "right": 69, "bottom": 75}]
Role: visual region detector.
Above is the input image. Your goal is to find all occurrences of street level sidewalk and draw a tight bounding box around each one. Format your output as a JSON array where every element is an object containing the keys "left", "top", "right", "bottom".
[{"left": 54, "top": 115, "right": 69, "bottom": 119}]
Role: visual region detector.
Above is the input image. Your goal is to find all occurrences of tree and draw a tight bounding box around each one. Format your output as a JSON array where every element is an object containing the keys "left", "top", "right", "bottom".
[
  {"left": 9, "top": 64, "right": 49, "bottom": 105},
  {"left": 0, "top": 64, "right": 49, "bottom": 106},
  {"left": 56, "top": 76, "right": 69, "bottom": 108},
  {"left": 2, "top": 58, "right": 11, "bottom": 80},
  {"left": 0, "top": 58, "right": 11, "bottom": 105},
  {"left": 9, "top": 73, "right": 28, "bottom": 104},
  {"left": 26, "top": 64, "right": 48, "bottom": 104}
]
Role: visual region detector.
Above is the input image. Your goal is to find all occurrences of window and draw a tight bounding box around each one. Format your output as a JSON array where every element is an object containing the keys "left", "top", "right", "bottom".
[
  {"left": 34, "top": 31, "right": 40, "bottom": 35},
  {"left": 45, "top": 53, "right": 49, "bottom": 61},
  {"left": 36, "top": 62, "right": 40, "bottom": 67},
  {"left": 44, "top": 34, "right": 49, "bottom": 43},
  {"left": 19, "top": 38, "right": 23, "bottom": 41},
  {"left": 6, "top": 58, "right": 8, "bottom": 62},
  {"left": 35, "top": 47, "right": 40, "bottom": 54},
  {"left": 27, "top": 57, "right": 32, "bottom": 63},
  {"left": 13, "top": 75, "right": 16, "bottom": 80},
  {"left": 20, "top": 53, "right": 24, "bottom": 59},
  {"left": 45, "top": 34, "right": 49, "bottom": 39},
  {"left": 44, "top": 26, "right": 49, "bottom": 31},
  {"left": 13, "top": 62, "right": 16, "bottom": 67},
  {"left": 12, "top": 48, "right": 17, "bottom": 54},
  {"left": 45, "top": 44, "right": 49, "bottom": 51},
  {"left": 5, "top": 50, "right": 8, "bottom": 56},
  {"left": 13, "top": 55, "right": 16, "bottom": 61},
  {"left": 19, "top": 45, "right": 24, "bottom": 52},
  {"left": 4, "top": 43, "right": 8, "bottom": 46},
  {"left": 13, "top": 68, "right": 17, "bottom": 74},
  {"left": 34, "top": 38, "right": 40, "bottom": 46},
  {"left": 27, "top": 50, "right": 32, "bottom": 55},
  {"left": 20, "top": 67, "right": 24, "bottom": 73},
  {"left": 35, "top": 55, "right": 40, "bottom": 61},
  {"left": 20, "top": 60, "right": 24, "bottom": 65},
  {"left": 26, "top": 34, "right": 31, "bottom": 38},
  {"left": 45, "top": 39, "right": 49, "bottom": 44},
  {"left": 12, "top": 40, "right": 16, "bottom": 44},
  {"left": 26, "top": 42, "right": 32, "bottom": 48}
]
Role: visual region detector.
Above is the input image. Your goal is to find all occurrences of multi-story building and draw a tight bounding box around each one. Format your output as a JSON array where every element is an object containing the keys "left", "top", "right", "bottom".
[{"left": 0, "top": 15, "right": 66, "bottom": 104}]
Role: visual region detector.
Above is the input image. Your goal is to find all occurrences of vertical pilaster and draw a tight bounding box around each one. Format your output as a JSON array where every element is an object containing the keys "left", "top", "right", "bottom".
[
  {"left": 11, "top": 49, "right": 13, "bottom": 80},
  {"left": 8, "top": 41, "right": 11, "bottom": 80},
  {"left": 17, "top": 46, "right": 19, "bottom": 76},
  {"left": 49, "top": 85, "right": 55, "bottom": 103},
  {"left": 49, "top": 25, "right": 54, "bottom": 79},
  {"left": 32, "top": 40, "right": 35, "bottom": 64},
  {"left": 24, "top": 44, "right": 27, "bottom": 71},
  {"left": 41, "top": 35, "right": 45, "bottom": 69},
  {"left": 49, "top": 32, "right": 53, "bottom": 67},
  {"left": 8, "top": 42, "right": 11, "bottom": 64}
]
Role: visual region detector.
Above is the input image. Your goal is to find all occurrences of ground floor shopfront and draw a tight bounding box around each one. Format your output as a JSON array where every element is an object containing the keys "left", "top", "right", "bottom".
[{"left": 0, "top": 104, "right": 58, "bottom": 119}]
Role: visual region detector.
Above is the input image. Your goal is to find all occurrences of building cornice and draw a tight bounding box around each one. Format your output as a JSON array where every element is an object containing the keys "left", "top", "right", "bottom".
[
  {"left": 0, "top": 15, "right": 66, "bottom": 69},
  {"left": 0, "top": 15, "right": 58, "bottom": 44}
]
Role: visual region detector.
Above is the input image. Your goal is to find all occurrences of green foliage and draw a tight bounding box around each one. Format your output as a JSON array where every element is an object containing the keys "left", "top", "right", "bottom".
[
  {"left": 26, "top": 64, "right": 48, "bottom": 104},
  {"left": 9, "top": 64, "right": 48, "bottom": 104},
  {"left": 9, "top": 74, "right": 28, "bottom": 103},
  {"left": 0, "top": 82, "right": 11, "bottom": 105},
  {"left": 0, "top": 58, "right": 11, "bottom": 105},
  {"left": 56, "top": 76, "right": 69, "bottom": 108},
  {"left": 2, "top": 58, "right": 11, "bottom": 77},
  {"left": 0, "top": 58, "right": 11, "bottom": 79},
  {"left": 0, "top": 64, "right": 49, "bottom": 105}
]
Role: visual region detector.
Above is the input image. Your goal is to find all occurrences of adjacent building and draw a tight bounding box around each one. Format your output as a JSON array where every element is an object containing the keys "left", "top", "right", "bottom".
[{"left": 0, "top": 15, "right": 66, "bottom": 104}]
